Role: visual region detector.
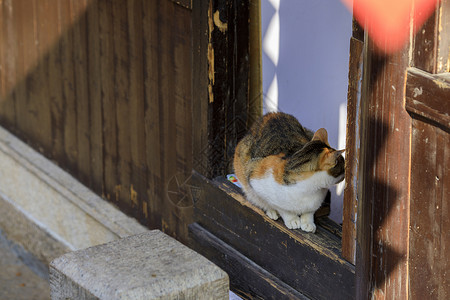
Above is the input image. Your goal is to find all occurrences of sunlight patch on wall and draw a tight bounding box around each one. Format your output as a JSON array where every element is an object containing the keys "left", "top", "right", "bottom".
[{"left": 262, "top": 0, "right": 280, "bottom": 112}]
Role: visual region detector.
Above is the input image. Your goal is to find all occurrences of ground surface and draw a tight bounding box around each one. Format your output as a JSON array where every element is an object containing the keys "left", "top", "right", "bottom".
[{"left": 0, "top": 233, "right": 50, "bottom": 300}]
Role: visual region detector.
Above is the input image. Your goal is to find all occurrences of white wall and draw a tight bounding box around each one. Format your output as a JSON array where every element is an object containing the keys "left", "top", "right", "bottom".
[{"left": 262, "top": 0, "right": 352, "bottom": 223}]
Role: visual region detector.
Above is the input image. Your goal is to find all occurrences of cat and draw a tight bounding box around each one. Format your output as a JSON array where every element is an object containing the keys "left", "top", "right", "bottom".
[{"left": 233, "top": 112, "right": 345, "bottom": 233}]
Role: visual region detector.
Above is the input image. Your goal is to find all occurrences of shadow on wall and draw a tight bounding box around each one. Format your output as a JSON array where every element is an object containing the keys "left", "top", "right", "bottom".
[
  {"left": 0, "top": 0, "right": 194, "bottom": 241},
  {"left": 261, "top": 0, "right": 353, "bottom": 223}
]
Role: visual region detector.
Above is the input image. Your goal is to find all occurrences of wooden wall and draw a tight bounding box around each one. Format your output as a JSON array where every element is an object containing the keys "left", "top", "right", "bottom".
[{"left": 0, "top": 0, "right": 194, "bottom": 241}]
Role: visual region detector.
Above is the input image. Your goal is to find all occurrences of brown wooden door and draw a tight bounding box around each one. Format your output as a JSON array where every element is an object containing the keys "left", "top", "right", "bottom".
[{"left": 346, "top": 1, "right": 450, "bottom": 299}]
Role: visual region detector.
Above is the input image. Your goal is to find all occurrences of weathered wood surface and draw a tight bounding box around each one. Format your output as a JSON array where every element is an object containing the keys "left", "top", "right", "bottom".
[
  {"left": 189, "top": 223, "right": 309, "bottom": 300},
  {"left": 409, "top": 119, "right": 450, "bottom": 300},
  {"left": 190, "top": 172, "right": 355, "bottom": 300},
  {"left": 356, "top": 36, "right": 412, "bottom": 300},
  {"left": 406, "top": 64, "right": 450, "bottom": 299},
  {"left": 412, "top": 0, "right": 450, "bottom": 73},
  {"left": 204, "top": 0, "right": 253, "bottom": 178},
  {"left": 405, "top": 67, "right": 450, "bottom": 129},
  {"left": 342, "top": 35, "right": 364, "bottom": 265},
  {"left": 355, "top": 0, "right": 450, "bottom": 298},
  {"left": 50, "top": 230, "right": 229, "bottom": 300},
  {"left": 0, "top": 0, "right": 194, "bottom": 241}
]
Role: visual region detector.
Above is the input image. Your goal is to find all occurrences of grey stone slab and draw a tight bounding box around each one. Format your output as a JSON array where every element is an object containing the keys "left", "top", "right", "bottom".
[{"left": 50, "top": 230, "right": 229, "bottom": 300}]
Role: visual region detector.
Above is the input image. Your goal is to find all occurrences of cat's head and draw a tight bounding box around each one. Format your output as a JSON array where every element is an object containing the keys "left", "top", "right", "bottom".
[{"left": 284, "top": 128, "right": 345, "bottom": 186}]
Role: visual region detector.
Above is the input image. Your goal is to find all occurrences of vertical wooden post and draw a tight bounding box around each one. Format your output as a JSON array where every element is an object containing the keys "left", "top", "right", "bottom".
[
  {"left": 342, "top": 19, "right": 364, "bottom": 264},
  {"left": 356, "top": 26, "right": 412, "bottom": 300}
]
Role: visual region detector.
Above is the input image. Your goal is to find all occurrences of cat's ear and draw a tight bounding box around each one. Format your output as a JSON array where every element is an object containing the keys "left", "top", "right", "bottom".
[{"left": 312, "top": 128, "right": 330, "bottom": 146}]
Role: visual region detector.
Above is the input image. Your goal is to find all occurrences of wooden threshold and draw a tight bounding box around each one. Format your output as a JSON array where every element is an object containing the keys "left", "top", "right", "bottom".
[{"left": 189, "top": 171, "right": 355, "bottom": 300}]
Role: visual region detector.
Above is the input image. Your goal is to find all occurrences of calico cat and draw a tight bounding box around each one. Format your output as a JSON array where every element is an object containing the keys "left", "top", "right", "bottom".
[{"left": 233, "top": 112, "right": 345, "bottom": 233}]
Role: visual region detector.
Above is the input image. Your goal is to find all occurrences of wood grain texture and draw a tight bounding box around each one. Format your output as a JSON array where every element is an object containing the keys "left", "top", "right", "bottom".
[
  {"left": 406, "top": 8, "right": 450, "bottom": 294},
  {"left": 405, "top": 67, "right": 450, "bottom": 130},
  {"left": 207, "top": 0, "right": 252, "bottom": 177},
  {"left": 413, "top": 0, "right": 450, "bottom": 73},
  {"left": 356, "top": 39, "right": 412, "bottom": 299},
  {"left": 409, "top": 119, "right": 450, "bottom": 299},
  {"left": 0, "top": 0, "right": 17, "bottom": 128},
  {"left": 0, "top": 0, "right": 194, "bottom": 242},
  {"left": 190, "top": 223, "right": 310, "bottom": 300},
  {"left": 192, "top": 0, "right": 210, "bottom": 175},
  {"left": 86, "top": 0, "right": 104, "bottom": 195},
  {"left": 342, "top": 36, "right": 363, "bottom": 264}
]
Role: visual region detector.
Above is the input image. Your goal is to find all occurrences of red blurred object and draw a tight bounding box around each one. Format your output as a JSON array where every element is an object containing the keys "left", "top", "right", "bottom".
[{"left": 342, "top": 0, "right": 440, "bottom": 53}]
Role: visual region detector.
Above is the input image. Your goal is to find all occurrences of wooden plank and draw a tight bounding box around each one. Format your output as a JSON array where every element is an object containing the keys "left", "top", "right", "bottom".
[
  {"left": 342, "top": 37, "right": 363, "bottom": 264},
  {"left": 158, "top": 0, "right": 176, "bottom": 237},
  {"left": 0, "top": 2, "right": 3, "bottom": 99},
  {"left": 15, "top": 0, "right": 39, "bottom": 145},
  {"left": 409, "top": 120, "right": 450, "bottom": 299},
  {"left": 98, "top": 0, "right": 118, "bottom": 204},
  {"left": 86, "top": 0, "right": 104, "bottom": 195},
  {"left": 191, "top": 172, "right": 355, "bottom": 300},
  {"left": 207, "top": 0, "right": 252, "bottom": 177},
  {"left": 248, "top": 0, "right": 263, "bottom": 128},
  {"left": 356, "top": 38, "right": 412, "bottom": 299},
  {"left": 60, "top": 1, "right": 79, "bottom": 172},
  {"left": 191, "top": 0, "right": 210, "bottom": 175},
  {"left": 437, "top": 0, "right": 450, "bottom": 73},
  {"left": 112, "top": 0, "right": 132, "bottom": 211},
  {"left": 412, "top": 4, "right": 440, "bottom": 73},
  {"left": 159, "top": 1, "right": 178, "bottom": 238},
  {"left": 143, "top": 0, "right": 162, "bottom": 229},
  {"left": 33, "top": 0, "right": 53, "bottom": 153},
  {"left": 46, "top": 1, "right": 65, "bottom": 164},
  {"left": 10, "top": 0, "right": 27, "bottom": 140},
  {"left": 172, "top": 2, "right": 194, "bottom": 241},
  {"left": 228, "top": 0, "right": 251, "bottom": 172},
  {"left": 207, "top": 0, "right": 229, "bottom": 177},
  {"left": 405, "top": 67, "right": 450, "bottom": 130},
  {"left": 0, "top": 0, "right": 17, "bottom": 128},
  {"left": 413, "top": 0, "right": 450, "bottom": 73},
  {"left": 127, "top": 0, "right": 147, "bottom": 223},
  {"left": 189, "top": 223, "right": 310, "bottom": 300},
  {"left": 72, "top": 0, "right": 91, "bottom": 186}
]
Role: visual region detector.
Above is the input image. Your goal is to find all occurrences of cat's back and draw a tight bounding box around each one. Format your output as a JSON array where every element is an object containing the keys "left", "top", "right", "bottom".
[{"left": 248, "top": 112, "right": 312, "bottom": 159}]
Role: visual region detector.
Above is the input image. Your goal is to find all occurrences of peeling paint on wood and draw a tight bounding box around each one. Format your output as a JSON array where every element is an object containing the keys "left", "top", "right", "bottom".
[
  {"left": 208, "top": 1, "right": 215, "bottom": 103},
  {"left": 213, "top": 10, "right": 228, "bottom": 33}
]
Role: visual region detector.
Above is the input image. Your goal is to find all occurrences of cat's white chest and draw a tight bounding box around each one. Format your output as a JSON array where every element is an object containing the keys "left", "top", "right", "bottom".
[{"left": 249, "top": 171, "right": 333, "bottom": 214}]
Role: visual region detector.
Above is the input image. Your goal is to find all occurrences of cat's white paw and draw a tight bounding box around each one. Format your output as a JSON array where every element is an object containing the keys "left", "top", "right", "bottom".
[
  {"left": 300, "top": 222, "right": 316, "bottom": 233},
  {"left": 266, "top": 209, "right": 279, "bottom": 220},
  {"left": 284, "top": 217, "right": 301, "bottom": 229}
]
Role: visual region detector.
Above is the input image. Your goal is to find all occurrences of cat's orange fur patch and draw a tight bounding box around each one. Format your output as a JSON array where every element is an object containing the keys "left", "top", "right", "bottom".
[
  {"left": 251, "top": 153, "right": 286, "bottom": 184},
  {"left": 233, "top": 142, "right": 249, "bottom": 187},
  {"left": 318, "top": 148, "right": 335, "bottom": 170}
]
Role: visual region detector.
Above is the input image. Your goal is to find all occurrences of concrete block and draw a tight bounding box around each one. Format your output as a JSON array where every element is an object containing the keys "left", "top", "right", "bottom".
[{"left": 50, "top": 230, "right": 229, "bottom": 300}]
